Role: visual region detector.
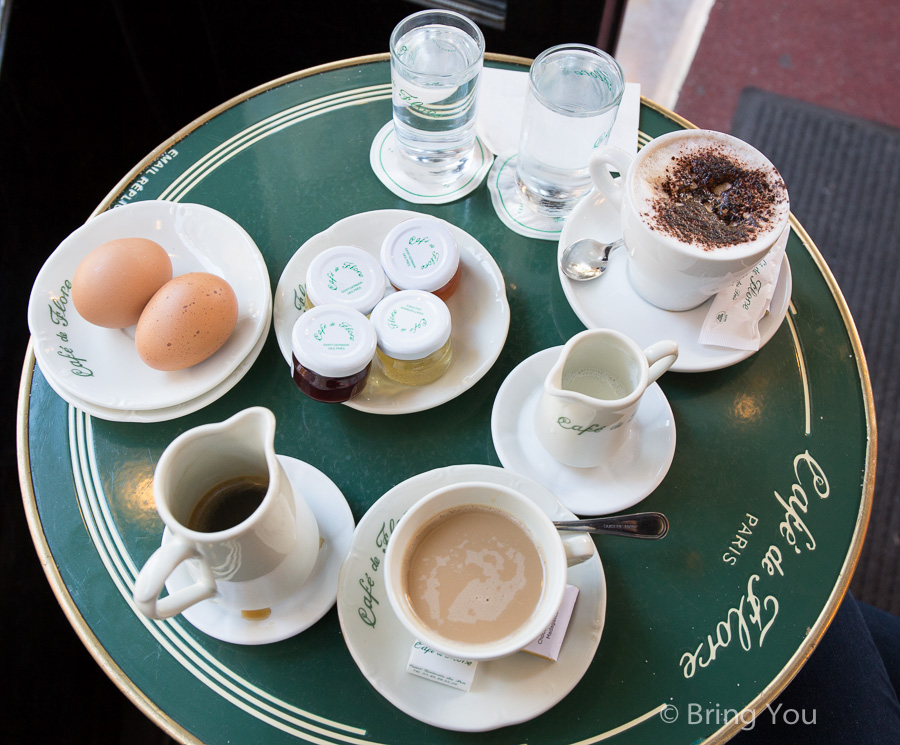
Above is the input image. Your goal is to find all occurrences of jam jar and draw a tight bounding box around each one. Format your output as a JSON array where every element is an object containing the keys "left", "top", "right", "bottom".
[
  {"left": 291, "top": 304, "right": 377, "bottom": 402},
  {"left": 304, "top": 245, "right": 386, "bottom": 315},
  {"left": 379, "top": 217, "right": 461, "bottom": 302},
  {"left": 370, "top": 290, "right": 452, "bottom": 386}
]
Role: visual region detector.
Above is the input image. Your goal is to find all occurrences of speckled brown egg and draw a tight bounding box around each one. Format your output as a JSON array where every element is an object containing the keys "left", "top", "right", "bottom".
[
  {"left": 72, "top": 237, "right": 172, "bottom": 328},
  {"left": 135, "top": 272, "right": 238, "bottom": 371}
]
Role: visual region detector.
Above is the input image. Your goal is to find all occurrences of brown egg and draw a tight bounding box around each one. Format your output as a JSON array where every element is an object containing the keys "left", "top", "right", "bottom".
[
  {"left": 135, "top": 273, "right": 238, "bottom": 371},
  {"left": 72, "top": 237, "right": 172, "bottom": 328}
]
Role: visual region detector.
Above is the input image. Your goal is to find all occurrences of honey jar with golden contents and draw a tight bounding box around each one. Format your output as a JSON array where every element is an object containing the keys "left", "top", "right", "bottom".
[{"left": 370, "top": 290, "right": 453, "bottom": 386}]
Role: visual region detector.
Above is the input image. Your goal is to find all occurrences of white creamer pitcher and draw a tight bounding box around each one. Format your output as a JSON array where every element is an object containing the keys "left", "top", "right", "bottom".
[
  {"left": 535, "top": 330, "right": 678, "bottom": 468},
  {"left": 134, "top": 407, "right": 320, "bottom": 620}
]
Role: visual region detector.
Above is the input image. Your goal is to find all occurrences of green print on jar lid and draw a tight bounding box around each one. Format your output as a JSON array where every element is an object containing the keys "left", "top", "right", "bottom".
[
  {"left": 381, "top": 217, "right": 459, "bottom": 293},
  {"left": 371, "top": 290, "right": 451, "bottom": 361},
  {"left": 306, "top": 245, "right": 386, "bottom": 315},
  {"left": 292, "top": 304, "right": 376, "bottom": 377}
]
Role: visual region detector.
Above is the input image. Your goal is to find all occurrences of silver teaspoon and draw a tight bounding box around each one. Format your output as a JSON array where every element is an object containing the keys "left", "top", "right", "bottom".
[
  {"left": 560, "top": 237, "right": 623, "bottom": 281},
  {"left": 554, "top": 511, "right": 669, "bottom": 539}
]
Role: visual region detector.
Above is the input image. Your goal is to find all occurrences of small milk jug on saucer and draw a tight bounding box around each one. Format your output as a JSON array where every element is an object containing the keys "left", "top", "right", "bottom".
[
  {"left": 133, "top": 406, "right": 320, "bottom": 620},
  {"left": 535, "top": 329, "right": 678, "bottom": 468}
]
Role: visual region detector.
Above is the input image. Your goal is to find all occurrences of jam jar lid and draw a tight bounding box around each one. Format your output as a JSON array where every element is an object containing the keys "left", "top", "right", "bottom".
[
  {"left": 370, "top": 290, "right": 452, "bottom": 361},
  {"left": 379, "top": 217, "right": 459, "bottom": 293},
  {"left": 291, "top": 304, "right": 377, "bottom": 377},
  {"left": 305, "top": 245, "right": 386, "bottom": 314}
]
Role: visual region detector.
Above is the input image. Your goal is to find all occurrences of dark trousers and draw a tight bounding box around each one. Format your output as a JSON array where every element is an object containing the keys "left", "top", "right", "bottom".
[{"left": 733, "top": 594, "right": 900, "bottom": 743}]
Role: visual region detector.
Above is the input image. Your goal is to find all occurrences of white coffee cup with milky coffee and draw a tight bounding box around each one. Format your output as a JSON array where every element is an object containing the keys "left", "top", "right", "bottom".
[
  {"left": 383, "top": 481, "right": 595, "bottom": 661},
  {"left": 588, "top": 129, "right": 790, "bottom": 311}
]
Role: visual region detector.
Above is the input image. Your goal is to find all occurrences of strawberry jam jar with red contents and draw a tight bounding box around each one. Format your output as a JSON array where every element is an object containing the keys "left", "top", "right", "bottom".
[
  {"left": 380, "top": 216, "right": 461, "bottom": 302},
  {"left": 291, "top": 304, "right": 377, "bottom": 403}
]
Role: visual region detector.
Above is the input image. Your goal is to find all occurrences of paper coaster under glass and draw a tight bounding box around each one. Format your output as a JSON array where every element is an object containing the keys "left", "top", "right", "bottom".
[
  {"left": 487, "top": 152, "right": 568, "bottom": 241},
  {"left": 370, "top": 122, "right": 494, "bottom": 204}
]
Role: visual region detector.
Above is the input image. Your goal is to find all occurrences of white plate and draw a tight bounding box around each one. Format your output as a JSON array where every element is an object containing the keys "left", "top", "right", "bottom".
[
  {"left": 28, "top": 200, "right": 271, "bottom": 410},
  {"left": 557, "top": 190, "right": 793, "bottom": 373},
  {"left": 274, "top": 210, "right": 510, "bottom": 415},
  {"left": 164, "top": 455, "right": 354, "bottom": 645},
  {"left": 336, "top": 464, "right": 606, "bottom": 732},
  {"left": 35, "top": 313, "right": 269, "bottom": 423},
  {"left": 491, "top": 348, "right": 676, "bottom": 516}
]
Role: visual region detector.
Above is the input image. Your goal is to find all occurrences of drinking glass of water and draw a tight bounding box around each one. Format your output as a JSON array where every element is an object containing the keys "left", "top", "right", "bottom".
[
  {"left": 516, "top": 44, "right": 625, "bottom": 216},
  {"left": 390, "top": 9, "right": 485, "bottom": 184}
]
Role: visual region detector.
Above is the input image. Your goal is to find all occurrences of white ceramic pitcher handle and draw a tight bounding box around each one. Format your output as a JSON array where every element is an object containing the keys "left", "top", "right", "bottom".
[
  {"left": 133, "top": 536, "right": 216, "bottom": 619},
  {"left": 560, "top": 532, "right": 595, "bottom": 567},
  {"left": 588, "top": 146, "right": 634, "bottom": 210},
  {"left": 643, "top": 340, "right": 679, "bottom": 384}
]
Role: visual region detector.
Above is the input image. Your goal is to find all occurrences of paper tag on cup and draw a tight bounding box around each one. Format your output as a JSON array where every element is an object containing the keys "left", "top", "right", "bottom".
[
  {"left": 699, "top": 226, "right": 790, "bottom": 351},
  {"left": 407, "top": 642, "right": 478, "bottom": 691},
  {"left": 522, "top": 584, "right": 580, "bottom": 661}
]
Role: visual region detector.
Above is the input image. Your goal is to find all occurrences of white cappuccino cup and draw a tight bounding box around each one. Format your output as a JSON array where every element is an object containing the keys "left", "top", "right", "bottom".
[{"left": 588, "top": 129, "right": 790, "bottom": 311}]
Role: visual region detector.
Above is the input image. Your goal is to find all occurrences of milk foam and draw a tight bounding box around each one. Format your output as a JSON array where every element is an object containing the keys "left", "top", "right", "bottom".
[
  {"left": 421, "top": 544, "right": 528, "bottom": 625},
  {"left": 405, "top": 506, "right": 543, "bottom": 644},
  {"left": 562, "top": 367, "right": 629, "bottom": 400}
]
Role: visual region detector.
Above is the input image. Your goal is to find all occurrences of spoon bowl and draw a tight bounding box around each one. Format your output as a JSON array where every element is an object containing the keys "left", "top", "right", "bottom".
[{"left": 560, "top": 238, "right": 623, "bottom": 281}]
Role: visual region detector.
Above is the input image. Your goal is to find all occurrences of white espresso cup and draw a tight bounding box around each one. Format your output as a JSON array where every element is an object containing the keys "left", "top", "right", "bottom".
[
  {"left": 588, "top": 129, "right": 790, "bottom": 311},
  {"left": 383, "top": 481, "right": 595, "bottom": 661},
  {"left": 535, "top": 329, "right": 678, "bottom": 468},
  {"left": 133, "top": 407, "right": 320, "bottom": 620}
]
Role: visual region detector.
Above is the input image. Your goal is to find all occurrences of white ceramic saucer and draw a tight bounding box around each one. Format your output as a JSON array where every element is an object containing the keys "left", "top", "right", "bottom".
[
  {"left": 336, "top": 463, "right": 606, "bottom": 732},
  {"left": 491, "top": 348, "right": 676, "bottom": 516},
  {"left": 28, "top": 200, "right": 272, "bottom": 410},
  {"left": 369, "top": 122, "right": 494, "bottom": 204},
  {"left": 557, "top": 189, "right": 793, "bottom": 373},
  {"left": 274, "top": 210, "right": 510, "bottom": 415},
  {"left": 37, "top": 313, "right": 270, "bottom": 423},
  {"left": 163, "top": 455, "right": 354, "bottom": 645}
]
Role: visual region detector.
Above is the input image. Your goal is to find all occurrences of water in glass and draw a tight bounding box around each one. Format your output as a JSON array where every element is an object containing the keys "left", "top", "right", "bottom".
[{"left": 391, "top": 18, "right": 483, "bottom": 182}]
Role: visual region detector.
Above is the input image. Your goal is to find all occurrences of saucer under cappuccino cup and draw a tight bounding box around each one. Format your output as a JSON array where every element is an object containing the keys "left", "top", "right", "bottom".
[
  {"left": 383, "top": 481, "right": 594, "bottom": 661},
  {"left": 588, "top": 129, "right": 790, "bottom": 311}
]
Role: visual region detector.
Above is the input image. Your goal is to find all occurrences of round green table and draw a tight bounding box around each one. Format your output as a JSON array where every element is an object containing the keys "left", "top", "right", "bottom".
[{"left": 18, "top": 54, "right": 874, "bottom": 744}]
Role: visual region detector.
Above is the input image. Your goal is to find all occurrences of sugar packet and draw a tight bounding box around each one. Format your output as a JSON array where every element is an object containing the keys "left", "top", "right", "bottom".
[
  {"left": 699, "top": 226, "right": 789, "bottom": 351},
  {"left": 522, "top": 584, "right": 579, "bottom": 661},
  {"left": 407, "top": 642, "right": 478, "bottom": 691}
]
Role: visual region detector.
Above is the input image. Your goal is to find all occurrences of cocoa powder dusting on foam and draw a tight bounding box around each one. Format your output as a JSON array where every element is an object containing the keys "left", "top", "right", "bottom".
[{"left": 649, "top": 145, "right": 786, "bottom": 250}]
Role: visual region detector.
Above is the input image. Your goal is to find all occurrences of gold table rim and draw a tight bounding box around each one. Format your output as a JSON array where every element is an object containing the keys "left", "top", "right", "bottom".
[{"left": 16, "top": 52, "right": 876, "bottom": 745}]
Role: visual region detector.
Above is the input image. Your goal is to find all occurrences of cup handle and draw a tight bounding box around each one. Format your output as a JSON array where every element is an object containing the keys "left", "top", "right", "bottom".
[
  {"left": 643, "top": 340, "right": 679, "bottom": 384},
  {"left": 588, "top": 146, "right": 634, "bottom": 210},
  {"left": 133, "top": 536, "right": 217, "bottom": 619},
  {"left": 561, "top": 532, "right": 595, "bottom": 567}
]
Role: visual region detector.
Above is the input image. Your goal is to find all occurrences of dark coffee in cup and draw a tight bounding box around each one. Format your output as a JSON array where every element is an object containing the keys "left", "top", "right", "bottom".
[{"left": 187, "top": 476, "right": 268, "bottom": 533}]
